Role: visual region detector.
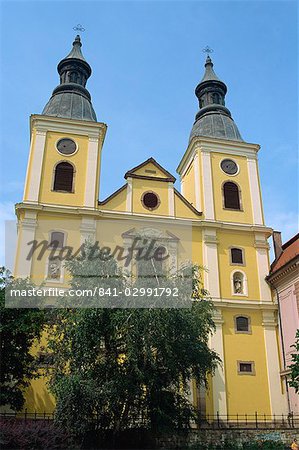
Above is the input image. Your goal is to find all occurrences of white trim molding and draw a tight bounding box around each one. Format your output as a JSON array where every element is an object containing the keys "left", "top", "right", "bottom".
[
  {"left": 14, "top": 211, "right": 37, "bottom": 278},
  {"left": 210, "top": 309, "right": 227, "bottom": 415},
  {"left": 84, "top": 137, "right": 99, "bottom": 208},
  {"left": 247, "top": 157, "right": 263, "bottom": 225},
  {"left": 126, "top": 178, "right": 133, "bottom": 212},
  {"left": 203, "top": 228, "right": 220, "bottom": 298},
  {"left": 255, "top": 233, "right": 272, "bottom": 302},
  {"left": 194, "top": 153, "right": 202, "bottom": 211},
  {"left": 201, "top": 151, "right": 215, "bottom": 220},
  {"left": 80, "top": 216, "right": 97, "bottom": 244},
  {"left": 262, "top": 310, "right": 289, "bottom": 415},
  {"left": 25, "top": 130, "right": 46, "bottom": 202},
  {"left": 168, "top": 182, "right": 175, "bottom": 217}
]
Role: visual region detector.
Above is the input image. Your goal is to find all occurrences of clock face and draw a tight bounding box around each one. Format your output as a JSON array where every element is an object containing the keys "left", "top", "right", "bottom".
[
  {"left": 56, "top": 138, "right": 77, "bottom": 155},
  {"left": 221, "top": 159, "right": 238, "bottom": 175}
]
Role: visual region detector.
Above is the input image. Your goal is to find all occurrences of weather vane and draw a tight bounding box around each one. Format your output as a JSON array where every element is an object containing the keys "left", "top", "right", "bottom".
[
  {"left": 202, "top": 46, "right": 213, "bottom": 55},
  {"left": 73, "top": 24, "right": 85, "bottom": 33}
]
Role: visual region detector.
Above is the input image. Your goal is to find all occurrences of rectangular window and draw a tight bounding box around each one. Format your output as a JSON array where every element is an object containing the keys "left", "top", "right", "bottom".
[
  {"left": 49, "top": 231, "right": 64, "bottom": 248},
  {"left": 231, "top": 248, "right": 244, "bottom": 265},
  {"left": 237, "top": 361, "right": 255, "bottom": 375}
]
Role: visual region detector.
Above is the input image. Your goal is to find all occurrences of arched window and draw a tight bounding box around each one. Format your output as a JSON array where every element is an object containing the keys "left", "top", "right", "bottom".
[
  {"left": 231, "top": 248, "right": 244, "bottom": 265},
  {"left": 223, "top": 182, "right": 241, "bottom": 210},
  {"left": 212, "top": 93, "right": 220, "bottom": 104},
  {"left": 235, "top": 316, "right": 250, "bottom": 333},
  {"left": 53, "top": 162, "right": 74, "bottom": 192},
  {"left": 49, "top": 231, "right": 65, "bottom": 248},
  {"left": 70, "top": 72, "right": 78, "bottom": 83}
]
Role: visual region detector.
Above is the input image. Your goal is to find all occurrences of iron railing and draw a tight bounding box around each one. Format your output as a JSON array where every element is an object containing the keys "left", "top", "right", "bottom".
[{"left": 0, "top": 411, "right": 298, "bottom": 430}]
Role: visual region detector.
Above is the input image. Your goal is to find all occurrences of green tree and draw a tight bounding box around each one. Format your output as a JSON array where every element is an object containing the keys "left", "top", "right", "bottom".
[
  {"left": 48, "top": 247, "right": 219, "bottom": 436},
  {"left": 0, "top": 267, "right": 45, "bottom": 410},
  {"left": 289, "top": 329, "right": 299, "bottom": 393}
]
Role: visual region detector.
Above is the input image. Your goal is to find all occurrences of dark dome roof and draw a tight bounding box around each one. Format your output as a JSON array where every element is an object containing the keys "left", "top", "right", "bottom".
[
  {"left": 190, "top": 56, "right": 243, "bottom": 142},
  {"left": 190, "top": 111, "right": 243, "bottom": 142},
  {"left": 42, "top": 90, "right": 97, "bottom": 122},
  {"left": 42, "top": 35, "right": 97, "bottom": 122}
]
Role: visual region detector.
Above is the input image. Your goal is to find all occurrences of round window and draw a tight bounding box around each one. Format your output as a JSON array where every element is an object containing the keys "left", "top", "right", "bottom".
[
  {"left": 142, "top": 192, "right": 160, "bottom": 210},
  {"left": 56, "top": 138, "right": 77, "bottom": 155},
  {"left": 220, "top": 159, "right": 238, "bottom": 175}
]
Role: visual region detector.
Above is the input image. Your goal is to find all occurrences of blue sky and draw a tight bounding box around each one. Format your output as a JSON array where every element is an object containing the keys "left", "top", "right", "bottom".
[{"left": 0, "top": 0, "right": 298, "bottom": 264}]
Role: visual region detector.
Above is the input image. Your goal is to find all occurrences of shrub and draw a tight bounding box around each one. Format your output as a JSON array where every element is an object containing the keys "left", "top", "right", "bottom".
[{"left": 0, "top": 419, "right": 73, "bottom": 449}]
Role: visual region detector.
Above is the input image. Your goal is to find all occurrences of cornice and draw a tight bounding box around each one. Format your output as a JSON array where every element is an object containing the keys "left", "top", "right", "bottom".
[
  {"left": 177, "top": 136, "right": 260, "bottom": 176},
  {"left": 30, "top": 114, "right": 107, "bottom": 139},
  {"left": 212, "top": 298, "right": 277, "bottom": 311},
  {"left": 15, "top": 202, "right": 273, "bottom": 235}
]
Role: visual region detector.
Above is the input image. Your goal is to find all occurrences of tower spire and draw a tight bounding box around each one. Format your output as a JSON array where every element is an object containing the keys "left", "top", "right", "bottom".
[
  {"left": 42, "top": 35, "right": 97, "bottom": 122},
  {"left": 189, "top": 55, "right": 243, "bottom": 142}
]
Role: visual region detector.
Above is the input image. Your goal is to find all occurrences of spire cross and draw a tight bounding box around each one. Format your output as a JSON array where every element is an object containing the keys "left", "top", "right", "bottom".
[
  {"left": 73, "top": 24, "right": 85, "bottom": 33},
  {"left": 202, "top": 45, "right": 213, "bottom": 55}
]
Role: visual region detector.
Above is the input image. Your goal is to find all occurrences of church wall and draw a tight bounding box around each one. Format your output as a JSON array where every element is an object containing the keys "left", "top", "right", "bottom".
[
  {"left": 222, "top": 308, "right": 271, "bottom": 415},
  {"left": 38, "top": 131, "right": 90, "bottom": 207},
  {"left": 100, "top": 186, "right": 127, "bottom": 212},
  {"left": 132, "top": 179, "right": 169, "bottom": 215},
  {"left": 29, "top": 212, "right": 81, "bottom": 285},
  {"left": 191, "top": 227, "right": 203, "bottom": 267},
  {"left": 217, "top": 229, "right": 260, "bottom": 301},
  {"left": 181, "top": 162, "right": 196, "bottom": 207},
  {"left": 210, "top": 152, "right": 253, "bottom": 224}
]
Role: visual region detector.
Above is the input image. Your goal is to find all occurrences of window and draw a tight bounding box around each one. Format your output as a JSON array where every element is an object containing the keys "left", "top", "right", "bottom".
[
  {"left": 53, "top": 162, "right": 74, "bottom": 192},
  {"left": 237, "top": 361, "right": 255, "bottom": 375},
  {"left": 235, "top": 316, "right": 250, "bottom": 333},
  {"left": 142, "top": 191, "right": 160, "bottom": 211},
  {"left": 49, "top": 231, "right": 64, "bottom": 248},
  {"left": 223, "top": 182, "right": 241, "bottom": 210},
  {"left": 70, "top": 72, "right": 78, "bottom": 83},
  {"left": 212, "top": 93, "right": 220, "bottom": 104},
  {"left": 231, "top": 248, "right": 244, "bottom": 265}
]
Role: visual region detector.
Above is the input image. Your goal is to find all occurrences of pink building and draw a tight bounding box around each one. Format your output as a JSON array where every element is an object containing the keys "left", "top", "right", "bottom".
[{"left": 267, "top": 232, "right": 299, "bottom": 414}]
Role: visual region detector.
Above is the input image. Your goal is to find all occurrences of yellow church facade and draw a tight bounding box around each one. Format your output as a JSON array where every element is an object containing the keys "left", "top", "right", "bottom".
[{"left": 13, "top": 36, "right": 288, "bottom": 417}]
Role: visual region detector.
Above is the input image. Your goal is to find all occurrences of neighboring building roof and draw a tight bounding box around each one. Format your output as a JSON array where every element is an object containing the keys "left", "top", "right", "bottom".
[{"left": 269, "top": 233, "right": 299, "bottom": 277}]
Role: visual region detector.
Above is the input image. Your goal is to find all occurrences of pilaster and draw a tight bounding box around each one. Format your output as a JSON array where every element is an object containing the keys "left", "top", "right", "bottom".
[
  {"left": 210, "top": 309, "right": 227, "bottom": 415},
  {"left": 84, "top": 137, "right": 100, "bottom": 208},
  {"left": 262, "top": 310, "right": 288, "bottom": 414}
]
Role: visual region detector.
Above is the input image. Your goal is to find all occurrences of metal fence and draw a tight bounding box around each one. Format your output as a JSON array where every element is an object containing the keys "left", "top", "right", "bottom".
[
  {"left": 196, "top": 412, "right": 299, "bottom": 429},
  {"left": 0, "top": 411, "right": 298, "bottom": 430}
]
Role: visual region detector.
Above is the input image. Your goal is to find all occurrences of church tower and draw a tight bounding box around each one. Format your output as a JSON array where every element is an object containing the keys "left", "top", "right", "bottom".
[
  {"left": 15, "top": 35, "right": 106, "bottom": 278},
  {"left": 22, "top": 35, "right": 106, "bottom": 209},
  {"left": 177, "top": 55, "right": 286, "bottom": 416}
]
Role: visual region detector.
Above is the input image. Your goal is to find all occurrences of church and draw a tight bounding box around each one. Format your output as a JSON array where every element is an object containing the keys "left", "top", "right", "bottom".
[{"left": 14, "top": 35, "right": 288, "bottom": 416}]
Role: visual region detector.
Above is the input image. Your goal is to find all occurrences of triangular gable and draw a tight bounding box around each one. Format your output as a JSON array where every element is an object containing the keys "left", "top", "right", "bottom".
[{"left": 124, "top": 157, "right": 176, "bottom": 182}]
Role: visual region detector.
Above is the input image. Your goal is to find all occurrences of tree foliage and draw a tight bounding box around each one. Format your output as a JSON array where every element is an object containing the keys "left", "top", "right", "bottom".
[
  {"left": 289, "top": 329, "right": 299, "bottom": 393},
  {"left": 0, "top": 267, "right": 45, "bottom": 410},
  {"left": 48, "top": 248, "right": 220, "bottom": 435}
]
